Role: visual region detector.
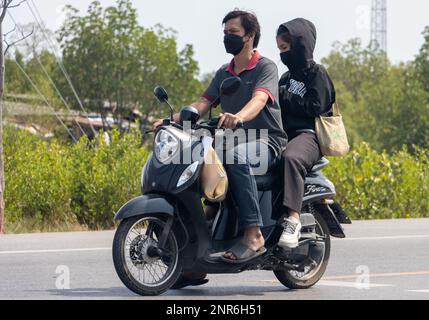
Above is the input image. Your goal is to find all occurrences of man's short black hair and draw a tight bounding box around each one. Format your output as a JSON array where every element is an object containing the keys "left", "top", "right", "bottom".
[{"left": 222, "top": 10, "right": 261, "bottom": 48}]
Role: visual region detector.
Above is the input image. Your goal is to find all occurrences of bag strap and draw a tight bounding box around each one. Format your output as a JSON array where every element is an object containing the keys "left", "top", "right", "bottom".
[
  {"left": 332, "top": 102, "right": 341, "bottom": 116},
  {"left": 319, "top": 101, "right": 341, "bottom": 118}
]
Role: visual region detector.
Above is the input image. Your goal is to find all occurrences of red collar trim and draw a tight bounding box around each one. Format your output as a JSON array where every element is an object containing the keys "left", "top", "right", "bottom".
[{"left": 226, "top": 50, "right": 260, "bottom": 76}]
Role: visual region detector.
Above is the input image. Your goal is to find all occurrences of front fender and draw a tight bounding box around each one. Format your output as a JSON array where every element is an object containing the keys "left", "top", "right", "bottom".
[{"left": 114, "top": 194, "right": 175, "bottom": 221}]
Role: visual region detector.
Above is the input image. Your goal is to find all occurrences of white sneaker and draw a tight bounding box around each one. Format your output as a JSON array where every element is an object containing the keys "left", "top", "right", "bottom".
[{"left": 278, "top": 217, "right": 302, "bottom": 249}]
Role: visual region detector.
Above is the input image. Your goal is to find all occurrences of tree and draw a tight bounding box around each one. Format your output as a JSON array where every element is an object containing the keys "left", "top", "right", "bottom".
[
  {"left": 57, "top": 0, "right": 203, "bottom": 131},
  {"left": 7, "top": 22, "right": 54, "bottom": 58},
  {"left": 414, "top": 27, "right": 429, "bottom": 99},
  {"left": 4, "top": 20, "right": 63, "bottom": 107},
  {"left": 4, "top": 50, "right": 28, "bottom": 93},
  {"left": 322, "top": 38, "right": 429, "bottom": 151}
]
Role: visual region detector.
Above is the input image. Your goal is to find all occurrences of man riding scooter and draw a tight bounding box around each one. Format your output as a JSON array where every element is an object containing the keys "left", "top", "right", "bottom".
[{"left": 153, "top": 9, "right": 287, "bottom": 286}]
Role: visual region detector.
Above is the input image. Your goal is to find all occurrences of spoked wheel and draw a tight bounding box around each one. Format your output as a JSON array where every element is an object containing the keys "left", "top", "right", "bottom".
[
  {"left": 112, "top": 215, "right": 183, "bottom": 296},
  {"left": 274, "top": 211, "right": 331, "bottom": 289}
]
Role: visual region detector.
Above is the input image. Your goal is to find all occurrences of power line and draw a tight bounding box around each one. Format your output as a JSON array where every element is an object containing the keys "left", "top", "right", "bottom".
[
  {"left": 6, "top": 11, "right": 88, "bottom": 139},
  {"left": 13, "top": 59, "right": 78, "bottom": 143},
  {"left": 26, "top": 0, "right": 98, "bottom": 137}
]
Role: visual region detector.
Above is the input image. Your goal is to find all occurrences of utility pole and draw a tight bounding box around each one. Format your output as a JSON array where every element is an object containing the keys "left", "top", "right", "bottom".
[
  {"left": 0, "top": 0, "right": 26, "bottom": 233},
  {"left": 0, "top": 1, "right": 9, "bottom": 234}
]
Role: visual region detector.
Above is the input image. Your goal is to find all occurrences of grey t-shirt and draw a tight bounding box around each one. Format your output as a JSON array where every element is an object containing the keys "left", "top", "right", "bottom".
[{"left": 203, "top": 51, "right": 287, "bottom": 156}]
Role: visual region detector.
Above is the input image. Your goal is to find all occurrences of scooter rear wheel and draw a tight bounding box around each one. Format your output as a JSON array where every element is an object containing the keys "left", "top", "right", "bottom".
[
  {"left": 273, "top": 211, "right": 331, "bottom": 289},
  {"left": 112, "top": 214, "right": 183, "bottom": 296}
]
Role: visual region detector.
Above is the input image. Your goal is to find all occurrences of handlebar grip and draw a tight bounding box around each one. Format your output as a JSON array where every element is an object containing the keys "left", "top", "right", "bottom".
[
  {"left": 207, "top": 117, "right": 220, "bottom": 126},
  {"left": 207, "top": 117, "right": 244, "bottom": 129}
]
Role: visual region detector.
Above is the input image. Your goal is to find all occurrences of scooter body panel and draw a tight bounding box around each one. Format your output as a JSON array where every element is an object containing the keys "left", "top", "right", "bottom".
[
  {"left": 118, "top": 123, "right": 350, "bottom": 275},
  {"left": 114, "top": 194, "right": 175, "bottom": 221}
]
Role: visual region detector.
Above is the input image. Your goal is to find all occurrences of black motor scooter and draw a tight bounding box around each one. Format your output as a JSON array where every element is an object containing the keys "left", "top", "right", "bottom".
[{"left": 112, "top": 77, "right": 351, "bottom": 296}]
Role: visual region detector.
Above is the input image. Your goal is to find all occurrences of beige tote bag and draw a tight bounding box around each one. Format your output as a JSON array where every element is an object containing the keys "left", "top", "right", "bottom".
[
  {"left": 200, "top": 146, "right": 228, "bottom": 202},
  {"left": 315, "top": 102, "right": 350, "bottom": 157}
]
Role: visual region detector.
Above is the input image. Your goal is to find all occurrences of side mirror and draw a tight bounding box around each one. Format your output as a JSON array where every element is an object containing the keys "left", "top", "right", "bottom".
[
  {"left": 220, "top": 77, "right": 242, "bottom": 96},
  {"left": 153, "top": 86, "right": 174, "bottom": 121},
  {"left": 153, "top": 86, "right": 169, "bottom": 103}
]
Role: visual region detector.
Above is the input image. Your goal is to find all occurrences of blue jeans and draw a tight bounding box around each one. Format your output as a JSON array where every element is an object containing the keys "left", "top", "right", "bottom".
[{"left": 219, "top": 140, "right": 275, "bottom": 232}]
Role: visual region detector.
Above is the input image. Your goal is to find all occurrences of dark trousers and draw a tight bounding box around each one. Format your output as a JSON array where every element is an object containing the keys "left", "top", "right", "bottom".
[
  {"left": 282, "top": 132, "right": 322, "bottom": 214},
  {"left": 220, "top": 140, "right": 275, "bottom": 231}
]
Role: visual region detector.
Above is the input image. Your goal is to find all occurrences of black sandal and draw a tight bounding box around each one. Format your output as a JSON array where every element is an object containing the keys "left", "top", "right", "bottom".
[{"left": 220, "top": 242, "right": 267, "bottom": 264}]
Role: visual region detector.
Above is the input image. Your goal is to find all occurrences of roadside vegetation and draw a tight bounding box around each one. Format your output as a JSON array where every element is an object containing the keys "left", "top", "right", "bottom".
[
  {"left": 2, "top": 0, "right": 429, "bottom": 232},
  {"left": 4, "top": 127, "right": 149, "bottom": 233},
  {"left": 4, "top": 127, "right": 429, "bottom": 233}
]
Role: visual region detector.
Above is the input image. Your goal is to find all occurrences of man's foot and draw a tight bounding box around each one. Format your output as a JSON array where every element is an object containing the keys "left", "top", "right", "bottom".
[
  {"left": 278, "top": 216, "right": 302, "bottom": 249},
  {"left": 220, "top": 242, "right": 266, "bottom": 264},
  {"left": 223, "top": 227, "right": 265, "bottom": 261}
]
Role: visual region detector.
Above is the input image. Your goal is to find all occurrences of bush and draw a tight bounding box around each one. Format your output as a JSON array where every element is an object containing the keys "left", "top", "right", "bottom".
[
  {"left": 324, "top": 142, "right": 429, "bottom": 220},
  {"left": 68, "top": 130, "right": 149, "bottom": 229},
  {"left": 4, "top": 127, "right": 149, "bottom": 232},
  {"left": 3, "top": 127, "right": 429, "bottom": 233},
  {"left": 4, "top": 127, "right": 76, "bottom": 231}
]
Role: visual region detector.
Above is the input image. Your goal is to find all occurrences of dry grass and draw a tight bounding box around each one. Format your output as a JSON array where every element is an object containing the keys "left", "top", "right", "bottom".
[{"left": 4, "top": 218, "right": 90, "bottom": 234}]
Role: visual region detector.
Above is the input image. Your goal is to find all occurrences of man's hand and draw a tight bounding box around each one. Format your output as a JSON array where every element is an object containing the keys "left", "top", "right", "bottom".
[
  {"left": 152, "top": 118, "right": 164, "bottom": 131},
  {"left": 218, "top": 113, "right": 243, "bottom": 129},
  {"left": 217, "top": 91, "right": 269, "bottom": 129},
  {"left": 152, "top": 96, "right": 211, "bottom": 131},
  {"left": 152, "top": 112, "right": 181, "bottom": 130}
]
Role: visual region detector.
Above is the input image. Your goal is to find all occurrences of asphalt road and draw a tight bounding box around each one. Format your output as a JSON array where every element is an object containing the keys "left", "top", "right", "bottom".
[{"left": 1, "top": 219, "right": 429, "bottom": 300}]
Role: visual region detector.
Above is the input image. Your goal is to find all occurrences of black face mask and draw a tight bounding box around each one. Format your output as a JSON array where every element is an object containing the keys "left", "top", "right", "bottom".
[
  {"left": 224, "top": 34, "right": 245, "bottom": 56},
  {"left": 280, "top": 51, "right": 295, "bottom": 71}
]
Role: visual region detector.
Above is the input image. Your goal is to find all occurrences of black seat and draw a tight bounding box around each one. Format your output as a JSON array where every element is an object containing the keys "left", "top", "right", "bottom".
[
  {"left": 255, "top": 155, "right": 282, "bottom": 191},
  {"left": 310, "top": 158, "right": 330, "bottom": 172},
  {"left": 255, "top": 157, "right": 330, "bottom": 191}
]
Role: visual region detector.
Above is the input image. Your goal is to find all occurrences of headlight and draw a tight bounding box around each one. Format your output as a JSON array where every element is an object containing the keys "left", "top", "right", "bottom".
[
  {"left": 155, "top": 129, "right": 179, "bottom": 163},
  {"left": 177, "top": 162, "right": 199, "bottom": 187}
]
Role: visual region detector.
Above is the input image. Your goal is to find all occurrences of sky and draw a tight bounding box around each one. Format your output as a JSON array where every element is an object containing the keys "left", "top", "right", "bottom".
[{"left": 8, "top": 0, "right": 429, "bottom": 76}]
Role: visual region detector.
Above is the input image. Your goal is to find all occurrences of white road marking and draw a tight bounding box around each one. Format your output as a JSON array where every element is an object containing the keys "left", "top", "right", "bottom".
[
  {"left": 0, "top": 247, "right": 111, "bottom": 255},
  {"left": 332, "top": 234, "right": 429, "bottom": 241},
  {"left": 259, "top": 279, "right": 392, "bottom": 288},
  {"left": 324, "top": 270, "right": 429, "bottom": 280},
  {"left": 0, "top": 234, "right": 428, "bottom": 255},
  {"left": 317, "top": 280, "right": 393, "bottom": 288},
  {"left": 408, "top": 289, "right": 429, "bottom": 293}
]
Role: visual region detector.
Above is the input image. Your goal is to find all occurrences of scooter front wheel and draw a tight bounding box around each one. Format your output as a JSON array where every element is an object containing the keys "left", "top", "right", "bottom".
[{"left": 112, "top": 214, "right": 183, "bottom": 296}]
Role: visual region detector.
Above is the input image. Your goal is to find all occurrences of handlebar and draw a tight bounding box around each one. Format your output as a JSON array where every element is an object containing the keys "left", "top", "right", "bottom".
[
  {"left": 201, "top": 117, "right": 244, "bottom": 129},
  {"left": 147, "top": 117, "right": 244, "bottom": 135}
]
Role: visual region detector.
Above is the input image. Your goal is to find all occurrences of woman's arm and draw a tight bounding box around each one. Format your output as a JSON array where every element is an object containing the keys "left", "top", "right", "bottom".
[{"left": 283, "top": 71, "right": 335, "bottom": 118}]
